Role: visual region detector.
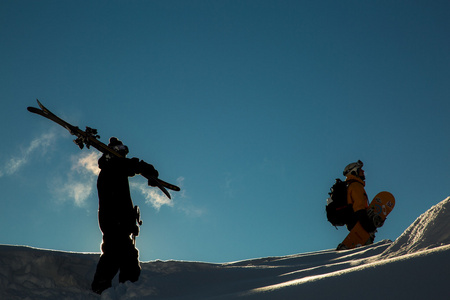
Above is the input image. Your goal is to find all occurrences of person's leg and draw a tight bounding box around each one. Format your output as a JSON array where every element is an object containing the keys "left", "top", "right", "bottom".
[
  {"left": 118, "top": 236, "right": 141, "bottom": 283},
  {"left": 91, "top": 236, "right": 120, "bottom": 294}
]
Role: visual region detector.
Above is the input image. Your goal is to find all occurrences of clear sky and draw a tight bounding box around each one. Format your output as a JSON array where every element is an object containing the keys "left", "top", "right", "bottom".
[{"left": 1, "top": 0, "right": 449, "bottom": 263}]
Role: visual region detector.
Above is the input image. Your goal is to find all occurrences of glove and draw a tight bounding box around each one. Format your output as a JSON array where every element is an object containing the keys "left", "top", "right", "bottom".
[
  {"left": 139, "top": 161, "right": 158, "bottom": 177},
  {"left": 367, "top": 208, "right": 385, "bottom": 228},
  {"left": 148, "top": 178, "right": 159, "bottom": 187},
  {"left": 138, "top": 161, "right": 159, "bottom": 186},
  {"left": 355, "top": 209, "right": 377, "bottom": 233}
]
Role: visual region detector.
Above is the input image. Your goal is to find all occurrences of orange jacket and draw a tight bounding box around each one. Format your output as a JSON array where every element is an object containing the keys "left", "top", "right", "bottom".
[{"left": 346, "top": 174, "right": 369, "bottom": 212}]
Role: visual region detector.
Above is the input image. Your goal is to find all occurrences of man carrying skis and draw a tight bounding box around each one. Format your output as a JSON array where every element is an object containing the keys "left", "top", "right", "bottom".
[
  {"left": 91, "top": 137, "right": 159, "bottom": 294},
  {"left": 342, "top": 160, "right": 377, "bottom": 244}
]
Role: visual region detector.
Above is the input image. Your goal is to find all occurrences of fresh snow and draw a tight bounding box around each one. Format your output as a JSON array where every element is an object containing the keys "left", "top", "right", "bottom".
[{"left": 2, "top": 197, "right": 450, "bottom": 300}]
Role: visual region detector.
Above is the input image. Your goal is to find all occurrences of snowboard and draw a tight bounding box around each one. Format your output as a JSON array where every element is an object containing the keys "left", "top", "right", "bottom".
[
  {"left": 337, "top": 191, "right": 395, "bottom": 250},
  {"left": 27, "top": 99, "right": 180, "bottom": 199}
]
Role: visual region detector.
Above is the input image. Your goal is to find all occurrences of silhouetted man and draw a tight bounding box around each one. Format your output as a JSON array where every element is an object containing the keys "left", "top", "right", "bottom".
[{"left": 91, "top": 137, "right": 158, "bottom": 294}]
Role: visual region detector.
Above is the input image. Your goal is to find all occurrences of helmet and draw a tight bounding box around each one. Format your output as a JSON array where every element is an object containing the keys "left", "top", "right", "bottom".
[
  {"left": 108, "top": 137, "right": 129, "bottom": 156},
  {"left": 343, "top": 160, "right": 364, "bottom": 177}
]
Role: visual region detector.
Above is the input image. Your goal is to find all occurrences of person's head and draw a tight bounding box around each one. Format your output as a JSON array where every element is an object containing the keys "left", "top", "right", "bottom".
[
  {"left": 108, "top": 137, "right": 129, "bottom": 157},
  {"left": 343, "top": 160, "right": 365, "bottom": 180}
]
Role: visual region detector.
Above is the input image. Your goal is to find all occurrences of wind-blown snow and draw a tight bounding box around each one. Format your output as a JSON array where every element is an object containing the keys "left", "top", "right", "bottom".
[{"left": 2, "top": 197, "right": 450, "bottom": 299}]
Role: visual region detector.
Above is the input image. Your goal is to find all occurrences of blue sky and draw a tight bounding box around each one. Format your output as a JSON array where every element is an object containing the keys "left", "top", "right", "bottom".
[{"left": 1, "top": 0, "right": 449, "bottom": 263}]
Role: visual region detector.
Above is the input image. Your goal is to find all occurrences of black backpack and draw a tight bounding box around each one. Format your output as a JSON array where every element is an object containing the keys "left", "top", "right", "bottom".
[{"left": 326, "top": 179, "right": 354, "bottom": 227}]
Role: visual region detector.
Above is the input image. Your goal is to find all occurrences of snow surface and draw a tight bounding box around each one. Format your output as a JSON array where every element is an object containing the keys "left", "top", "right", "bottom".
[{"left": 2, "top": 197, "right": 450, "bottom": 300}]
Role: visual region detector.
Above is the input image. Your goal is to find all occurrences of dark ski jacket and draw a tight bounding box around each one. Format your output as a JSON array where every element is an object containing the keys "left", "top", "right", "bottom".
[
  {"left": 345, "top": 174, "right": 376, "bottom": 233},
  {"left": 97, "top": 154, "right": 157, "bottom": 235}
]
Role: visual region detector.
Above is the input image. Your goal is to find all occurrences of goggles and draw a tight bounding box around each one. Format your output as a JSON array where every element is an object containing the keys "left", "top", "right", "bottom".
[{"left": 113, "top": 144, "right": 129, "bottom": 155}]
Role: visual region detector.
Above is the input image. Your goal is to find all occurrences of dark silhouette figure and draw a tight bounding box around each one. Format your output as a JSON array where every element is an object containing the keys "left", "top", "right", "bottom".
[{"left": 91, "top": 137, "right": 158, "bottom": 294}]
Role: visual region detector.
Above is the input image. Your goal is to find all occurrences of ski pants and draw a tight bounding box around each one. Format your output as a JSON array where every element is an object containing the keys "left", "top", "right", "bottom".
[{"left": 92, "top": 233, "right": 141, "bottom": 292}]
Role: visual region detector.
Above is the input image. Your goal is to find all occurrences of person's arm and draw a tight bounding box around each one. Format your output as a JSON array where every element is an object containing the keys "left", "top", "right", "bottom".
[{"left": 350, "top": 183, "right": 376, "bottom": 233}]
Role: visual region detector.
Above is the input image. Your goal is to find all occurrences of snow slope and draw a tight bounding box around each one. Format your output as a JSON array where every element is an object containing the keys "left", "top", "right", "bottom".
[{"left": 2, "top": 197, "right": 450, "bottom": 300}]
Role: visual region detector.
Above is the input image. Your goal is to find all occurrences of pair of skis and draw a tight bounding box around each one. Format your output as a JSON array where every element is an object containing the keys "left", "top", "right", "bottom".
[{"left": 27, "top": 99, "right": 180, "bottom": 199}]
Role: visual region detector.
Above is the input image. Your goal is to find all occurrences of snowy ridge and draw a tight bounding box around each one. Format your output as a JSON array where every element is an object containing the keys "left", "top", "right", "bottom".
[
  {"left": 0, "top": 245, "right": 99, "bottom": 300},
  {"left": 2, "top": 197, "right": 450, "bottom": 299},
  {"left": 381, "top": 197, "right": 450, "bottom": 258}
]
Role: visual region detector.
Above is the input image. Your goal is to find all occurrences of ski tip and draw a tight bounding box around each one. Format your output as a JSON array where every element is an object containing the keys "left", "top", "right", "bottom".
[
  {"left": 158, "top": 179, "right": 181, "bottom": 191},
  {"left": 27, "top": 99, "right": 41, "bottom": 112},
  {"left": 27, "top": 106, "right": 41, "bottom": 114},
  {"left": 160, "top": 185, "right": 172, "bottom": 199},
  {"left": 36, "top": 99, "right": 45, "bottom": 109}
]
